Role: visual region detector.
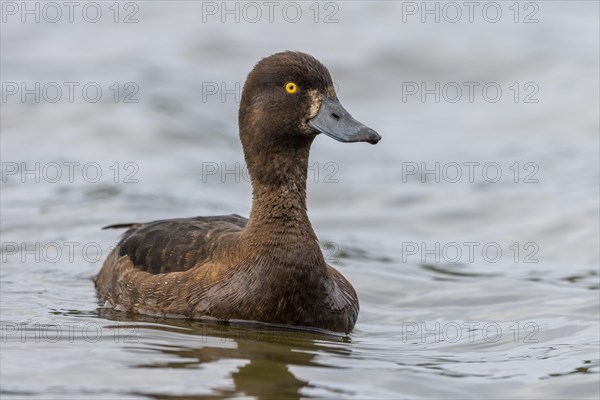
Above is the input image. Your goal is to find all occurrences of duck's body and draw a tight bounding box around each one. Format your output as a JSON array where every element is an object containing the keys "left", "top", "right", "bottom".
[
  {"left": 96, "top": 214, "right": 358, "bottom": 332},
  {"left": 96, "top": 51, "right": 380, "bottom": 334}
]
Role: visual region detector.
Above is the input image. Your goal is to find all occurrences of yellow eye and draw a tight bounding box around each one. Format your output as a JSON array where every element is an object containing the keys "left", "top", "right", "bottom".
[{"left": 285, "top": 82, "right": 298, "bottom": 94}]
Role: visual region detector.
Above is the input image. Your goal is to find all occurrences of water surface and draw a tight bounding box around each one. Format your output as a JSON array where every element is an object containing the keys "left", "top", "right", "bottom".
[{"left": 1, "top": 1, "right": 599, "bottom": 399}]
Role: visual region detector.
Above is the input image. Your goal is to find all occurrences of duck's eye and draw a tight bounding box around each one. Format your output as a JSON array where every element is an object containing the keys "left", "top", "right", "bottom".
[{"left": 285, "top": 82, "right": 298, "bottom": 94}]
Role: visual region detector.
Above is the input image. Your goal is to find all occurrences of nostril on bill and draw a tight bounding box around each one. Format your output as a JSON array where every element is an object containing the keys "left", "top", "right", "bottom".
[{"left": 331, "top": 113, "right": 340, "bottom": 120}]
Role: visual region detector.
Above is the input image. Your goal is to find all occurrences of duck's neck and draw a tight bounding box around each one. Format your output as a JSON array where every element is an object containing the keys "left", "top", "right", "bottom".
[{"left": 240, "top": 135, "right": 325, "bottom": 268}]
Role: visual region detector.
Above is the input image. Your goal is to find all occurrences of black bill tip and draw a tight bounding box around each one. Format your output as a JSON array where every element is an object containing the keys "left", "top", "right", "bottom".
[{"left": 361, "top": 127, "right": 382, "bottom": 145}]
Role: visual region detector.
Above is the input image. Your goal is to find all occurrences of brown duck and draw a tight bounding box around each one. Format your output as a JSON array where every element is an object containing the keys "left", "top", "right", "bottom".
[{"left": 95, "top": 51, "right": 381, "bottom": 334}]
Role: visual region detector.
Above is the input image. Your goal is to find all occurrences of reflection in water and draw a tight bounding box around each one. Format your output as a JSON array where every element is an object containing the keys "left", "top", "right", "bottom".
[{"left": 100, "top": 310, "right": 351, "bottom": 399}]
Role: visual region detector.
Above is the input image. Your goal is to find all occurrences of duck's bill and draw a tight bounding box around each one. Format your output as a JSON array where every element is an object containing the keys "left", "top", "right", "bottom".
[{"left": 307, "top": 98, "right": 381, "bottom": 145}]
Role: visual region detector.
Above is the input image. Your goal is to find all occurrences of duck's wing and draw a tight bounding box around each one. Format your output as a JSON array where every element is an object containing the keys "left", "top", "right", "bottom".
[{"left": 103, "top": 214, "right": 247, "bottom": 274}]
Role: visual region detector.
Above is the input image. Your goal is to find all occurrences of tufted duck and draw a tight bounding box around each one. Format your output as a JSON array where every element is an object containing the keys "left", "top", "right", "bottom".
[{"left": 95, "top": 51, "right": 381, "bottom": 334}]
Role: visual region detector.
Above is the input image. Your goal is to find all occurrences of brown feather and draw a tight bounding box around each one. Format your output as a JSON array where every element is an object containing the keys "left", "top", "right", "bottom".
[{"left": 96, "top": 52, "right": 360, "bottom": 334}]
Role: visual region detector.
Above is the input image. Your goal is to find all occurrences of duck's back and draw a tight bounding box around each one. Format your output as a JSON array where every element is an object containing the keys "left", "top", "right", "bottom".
[{"left": 103, "top": 214, "right": 247, "bottom": 275}]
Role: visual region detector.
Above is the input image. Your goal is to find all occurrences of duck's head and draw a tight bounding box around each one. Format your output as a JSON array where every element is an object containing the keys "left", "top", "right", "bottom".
[{"left": 239, "top": 51, "right": 381, "bottom": 150}]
